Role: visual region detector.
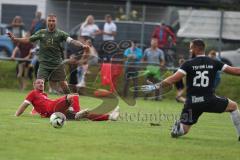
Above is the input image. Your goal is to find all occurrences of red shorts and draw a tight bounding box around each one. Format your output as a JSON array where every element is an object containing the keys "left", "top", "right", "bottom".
[{"left": 46, "top": 96, "right": 69, "bottom": 116}]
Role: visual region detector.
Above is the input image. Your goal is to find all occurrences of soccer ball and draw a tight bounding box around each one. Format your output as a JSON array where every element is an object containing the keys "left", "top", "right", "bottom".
[{"left": 50, "top": 112, "right": 66, "bottom": 128}]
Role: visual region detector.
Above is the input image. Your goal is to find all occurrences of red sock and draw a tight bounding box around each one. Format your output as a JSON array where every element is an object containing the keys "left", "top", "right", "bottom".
[
  {"left": 71, "top": 96, "right": 80, "bottom": 113},
  {"left": 87, "top": 114, "right": 109, "bottom": 121}
]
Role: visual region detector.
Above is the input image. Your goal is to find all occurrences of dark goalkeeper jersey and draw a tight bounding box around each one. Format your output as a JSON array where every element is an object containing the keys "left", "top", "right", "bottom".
[{"left": 178, "top": 55, "right": 227, "bottom": 104}]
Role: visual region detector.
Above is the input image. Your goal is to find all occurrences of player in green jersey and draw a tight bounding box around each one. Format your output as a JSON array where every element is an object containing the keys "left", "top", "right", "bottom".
[{"left": 8, "top": 14, "right": 89, "bottom": 93}]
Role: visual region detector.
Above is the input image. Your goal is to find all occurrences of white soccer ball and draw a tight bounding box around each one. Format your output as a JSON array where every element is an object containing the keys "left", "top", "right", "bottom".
[{"left": 50, "top": 112, "right": 66, "bottom": 128}]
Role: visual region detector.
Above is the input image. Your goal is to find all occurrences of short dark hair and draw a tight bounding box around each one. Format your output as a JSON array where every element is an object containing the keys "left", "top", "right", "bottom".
[
  {"left": 47, "top": 13, "right": 57, "bottom": 18},
  {"left": 131, "top": 40, "right": 138, "bottom": 44},
  {"left": 191, "top": 39, "right": 205, "bottom": 51},
  {"left": 105, "top": 14, "right": 112, "bottom": 19}
]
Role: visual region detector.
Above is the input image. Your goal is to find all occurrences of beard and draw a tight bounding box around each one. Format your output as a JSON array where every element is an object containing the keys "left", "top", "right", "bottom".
[
  {"left": 190, "top": 52, "right": 196, "bottom": 59},
  {"left": 48, "top": 24, "right": 56, "bottom": 31}
]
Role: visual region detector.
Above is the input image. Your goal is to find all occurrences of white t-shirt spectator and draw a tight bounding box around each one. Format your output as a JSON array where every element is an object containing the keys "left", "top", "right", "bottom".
[
  {"left": 103, "top": 22, "right": 117, "bottom": 41},
  {"left": 80, "top": 24, "right": 99, "bottom": 39}
]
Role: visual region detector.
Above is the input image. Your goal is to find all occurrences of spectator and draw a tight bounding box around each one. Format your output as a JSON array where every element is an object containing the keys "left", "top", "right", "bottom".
[
  {"left": 11, "top": 32, "right": 34, "bottom": 91},
  {"left": 79, "top": 15, "right": 101, "bottom": 42},
  {"left": 102, "top": 14, "right": 117, "bottom": 41},
  {"left": 29, "top": 11, "right": 46, "bottom": 35},
  {"left": 99, "top": 14, "right": 117, "bottom": 62},
  {"left": 143, "top": 38, "right": 165, "bottom": 100},
  {"left": 152, "top": 22, "right": 176, "bottom": 49},
  {"left": 208, "top": 50, "right": 221, "bottom": 89},
  {"left": 28, "top": 11, "right": 46, "bottom": 79},
  {"left": 76, "top": 15, "right": 100, "bottom": 88},
  {"left": 66, "top": 35, "right": 83, "bottom": 87},
  {"left": 29, "top": 45, "right": 40, "bottom": 78},
  {"left": 76, "top": 39, "right": 98, "bottom": 88},
  {"left": 123, "top": 40, "right": 143, "bottom": 98},
  {"left": 7, "top": 16, "right": 25, "bottom": 38}
]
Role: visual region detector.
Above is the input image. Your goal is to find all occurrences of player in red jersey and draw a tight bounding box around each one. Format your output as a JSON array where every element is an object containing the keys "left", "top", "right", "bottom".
[{"left": 15, "top": 79, "right": 119, "bottom": 121}]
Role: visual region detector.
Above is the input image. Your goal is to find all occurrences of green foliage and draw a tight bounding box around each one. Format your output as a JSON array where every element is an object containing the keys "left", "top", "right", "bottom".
[
  {"left": 1, "top": 61, "right": 240, "bottom": 102},
  {"left": 0, "top": 61, "right": 18, "bottom": 89}
]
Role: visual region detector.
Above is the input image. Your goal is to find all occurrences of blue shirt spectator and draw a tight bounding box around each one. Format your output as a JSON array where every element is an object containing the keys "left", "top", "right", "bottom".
[
  {"left": 124, "top": 46, "right": 143, "bottom": 64},
  {"left": 123, "top": 41, "right": 143, "bottom": 98}
]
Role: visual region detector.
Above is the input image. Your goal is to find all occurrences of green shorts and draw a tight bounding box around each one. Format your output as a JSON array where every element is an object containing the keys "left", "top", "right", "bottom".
[
  {"left": 144, "top": 65, "right": 161, "bottom": 80},
  {"left": 37, "top": 64, "right": 66, "bottom": 81}
]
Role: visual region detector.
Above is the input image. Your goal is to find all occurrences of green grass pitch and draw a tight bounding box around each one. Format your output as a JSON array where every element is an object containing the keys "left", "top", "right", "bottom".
[{"left": 0, "top": 89, "right": 239, "bottom": 160}]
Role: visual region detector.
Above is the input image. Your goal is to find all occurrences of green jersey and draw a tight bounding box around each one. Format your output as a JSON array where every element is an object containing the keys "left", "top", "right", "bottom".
[{"left": 29, "top": 29, "right": 69, "bottom": 69}]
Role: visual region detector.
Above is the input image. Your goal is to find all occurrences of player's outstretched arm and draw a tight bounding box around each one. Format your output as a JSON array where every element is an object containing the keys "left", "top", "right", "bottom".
[
  {"left": 15, "top": 101, "right": 29, "bottom": 116},
  {"left": 66, "top": 37, "right": 90, "bottom": 50},
  {"left": 7, "top": 32, "right": 30, "bottom": 44},
  {"left": 158, "top": 71, "right": 185, "bottom": 88},
  {"left": 223, "top": 66, "right": 240, "bottom": 76}
]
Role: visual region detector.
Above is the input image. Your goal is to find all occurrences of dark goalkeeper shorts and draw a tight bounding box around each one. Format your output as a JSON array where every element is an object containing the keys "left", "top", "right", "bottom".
[
  {"left": 180, "top": 95, "right": 229, "bottom": 125},
  {"left": 37, "top": 64, "right": 66, "bottom": 81}
]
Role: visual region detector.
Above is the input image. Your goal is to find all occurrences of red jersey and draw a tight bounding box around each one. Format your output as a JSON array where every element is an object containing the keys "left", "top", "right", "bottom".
[
  {"left": 152, "top": 25, "right": 176, "bottom": 49},
  {"left": 25, "top": 90, "right": 52, "bottom": 116},
  {"left": 25, "top": 90, "right": 80, "bottom": 117}
]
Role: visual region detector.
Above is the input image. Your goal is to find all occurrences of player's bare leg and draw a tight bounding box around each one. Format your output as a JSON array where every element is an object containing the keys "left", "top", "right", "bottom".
[
  {"left": 75, "top": 106, "right": 120, "bottom": 121},
  {"left": 225, "top": 99, "right": 240, "bottom": 141},
  {"left": 60, "top": 80, "right": 70, "bottom": 94},
  {"left": 49, "top": 81, "right": 59, "bottom": 94}
]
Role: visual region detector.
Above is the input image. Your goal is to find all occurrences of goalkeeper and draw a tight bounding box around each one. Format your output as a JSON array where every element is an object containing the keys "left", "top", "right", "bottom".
[{"left": 142, "top": 39, "right": 240, "bottom": 141}]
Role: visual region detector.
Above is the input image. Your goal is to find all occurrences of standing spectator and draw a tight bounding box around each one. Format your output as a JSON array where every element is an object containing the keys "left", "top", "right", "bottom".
[
  {"left": 77, "top": 15, "right": 100, "bottom": 87},
  {"left": 76, "top": 39, "right": 98, "bottom": 88},
  {"left": 102, "top": 14, "right": 117, "bottom": 41},
  {"left": 66, "top": 35, "right": 83, "bottom": 87},
  {"left": 11, "top": 32, "right": 33, "bottom": 91},
  {"left": 152, "top": 22, "right": 176, "bottom": 66},
  {"left": 143, "top": 38, "right": 165, "bottom": 100},
  {"left": 28, "top": 11, "right": 46, "bottom": 80},
  {"left": 123, "top": 40, "right": 143, "bottom": 98},
  {"left": 29, "top": 11, "right": 46, "bottom": 35},
  {"left": 208, "top": 50, "right": 221, "bottom": 89},
  {"left": 100, "top": 14, "right": 117, "bottom": 62},
  {"left": 79, "top": 15, "right": 101, "bottom": 42},
  {"left": 152, "top": 22, "right": 176, "bottom": 49},
  {"left": 7, "top": 16, "right": 25, "bottom": 38}
]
